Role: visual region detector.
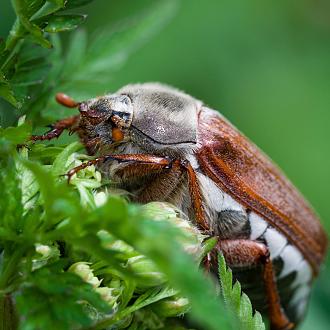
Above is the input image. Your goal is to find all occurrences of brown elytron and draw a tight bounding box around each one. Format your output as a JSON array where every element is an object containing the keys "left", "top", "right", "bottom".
[
  {"left": 31, "top": 85, "right": 327, "bottom": 330},
  {"left": 197, "top": 108, "right": 327, "bottom": 274}
]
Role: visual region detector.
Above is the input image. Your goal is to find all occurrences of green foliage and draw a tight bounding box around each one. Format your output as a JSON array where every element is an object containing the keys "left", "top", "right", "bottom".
[
  {"left": 218, "top": 254, "right": 265, "bottom": 330},
  {"left": 0, "top": 134, "right": 234, "bottom": 329},
  {"left": 16, "top": 263, "right": 110, "bottom": 330},
  {"left": 0, "top": 1, "right": 267, "bottom": 329},
  {"left": 0, "top": 0, "right": 179, "bottom": 124},
  {"left": 0, "top": 0, "right": 89, "bottom": 109}
]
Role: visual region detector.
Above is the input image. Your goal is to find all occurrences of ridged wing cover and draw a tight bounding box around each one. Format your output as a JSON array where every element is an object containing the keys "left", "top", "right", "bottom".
[{"left": 196, "top": 107, "right": 327, "bottom": 274}]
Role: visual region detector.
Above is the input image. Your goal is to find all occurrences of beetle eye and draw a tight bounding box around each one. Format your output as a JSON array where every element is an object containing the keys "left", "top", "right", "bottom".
[{"left": 110, "top": 113, "right": 126, "bottom": 128}]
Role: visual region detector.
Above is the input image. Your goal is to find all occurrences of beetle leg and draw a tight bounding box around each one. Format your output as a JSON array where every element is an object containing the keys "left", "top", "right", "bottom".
[
  {"left": 130, "top": 160, "right": 185, "bottom": 203},
  {"left": 215, "top": 239, "right": 294, "bottom": 330},
  {"left": 67, "top": 154, "right": 210, "bottom": 230},
  {"left": 115, "top": 158, "right": 210, "bottom": 231},
  {"left": 66, "top": 154, "right": 173, "bottom": 182},
  {"left": 181, "top": 161, "right": 210, "bottom": 232},
  {"left": 30, "top": 115, "right": 80, "bottom": 141}
]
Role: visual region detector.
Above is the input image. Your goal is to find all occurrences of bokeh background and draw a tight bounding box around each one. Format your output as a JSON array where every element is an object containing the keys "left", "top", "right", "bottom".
[{"left": 1, "top": 0, "right": 329, "bottom": 328}]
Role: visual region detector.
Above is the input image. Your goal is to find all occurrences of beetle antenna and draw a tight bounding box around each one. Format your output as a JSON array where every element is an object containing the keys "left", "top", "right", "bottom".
[{"left": 55, "top": 93, "right": 80, "bottom": 108}]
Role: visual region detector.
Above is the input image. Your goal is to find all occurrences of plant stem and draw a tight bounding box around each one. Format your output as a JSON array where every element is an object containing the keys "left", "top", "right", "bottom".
[
  {"left": 0, "top": 247, "right": 24, "bottom": 290},
  {"left": 0, "top": 295, "right": 18, "bottom": 330},
  {"left": 0, "top": 247, "right": 23, "bottom": 330}
]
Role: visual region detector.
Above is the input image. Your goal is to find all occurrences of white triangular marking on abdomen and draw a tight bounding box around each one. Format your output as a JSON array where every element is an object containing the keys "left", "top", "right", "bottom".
[
  {"left": 249, "top": 212, "right": 268, "bottom": 240},
  {"left": 291, "top": 259, "right": 312, "bottom": 288},
  {"left": 264, "top": 227, "right": 287, "bottom": 259},
  {"left": 279, "top": 245, "right": 304, "bottom": 279},
  {"left": 197, "top": 173, "right": 224, "bottom": 212},
  {"left": 289, "top": 284, "right": 310, "bottom": 319}
]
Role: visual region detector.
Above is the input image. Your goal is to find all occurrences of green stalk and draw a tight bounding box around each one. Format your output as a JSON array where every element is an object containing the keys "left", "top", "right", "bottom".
[
  {"left": 0, "top": 247, "right": 23, "bottom": 330},
  {"left": 0, "top": 295, "right": 18, "bottom": 330},
  {"left": 0, "top": 247, "right": 24, "bottom": 290}
]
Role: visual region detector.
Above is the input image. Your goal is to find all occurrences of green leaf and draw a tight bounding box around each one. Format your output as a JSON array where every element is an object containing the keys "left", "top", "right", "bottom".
[
  {"left": 0, "top": 82, "right": 20, "bottom": 108},
  {"left": 32, "top": 1, "right": 64, "bottom": 19},
  {"left": 0, "top": 157, "right": 24, "bottom": 236},
  {"left": 19, "top": 158, "right": 77, "bottom": 225},
  {"left": 62, "top": 29, "right": 87, "bottom": 73},
  {"left": 23, "top": 0, "right": 47, "bottom": 18},
  {"left": 90, "top": 198, "right": 233, "bottom": 330},
  {"left": 49, "top": 0, "right": 66, "bottom": 5},
  {"left": 0, "top": 123, "right": 31, "bottom": 145},
  {"left": 15, "top": 9, "right": 51, "bottom": 48},
  {"left": 64, "top": 0, "right": 179, "bottom": 82},
  {"left": 27, "top": 23, "right": 52, "bottom": 48},
  {"left": 45, "top": 14, "right": 87, "bottom": 33},
  {"left": 16, "top": 265, "right": 110, "bottom": 330},
  {"left": 65, "top": 0, "right": 95, "bottom": 9},
  {"left": 0, "top": 71, "right": 21, "bottom": 107},
  {"left": 93, "top": 287, "right": 177, "bottom": 328},
  {"left": 51, "top": 141, "right": 82, "bottom": 176},
  {"left": 218, "top": 254, "right": 266, "bottom": 330}
]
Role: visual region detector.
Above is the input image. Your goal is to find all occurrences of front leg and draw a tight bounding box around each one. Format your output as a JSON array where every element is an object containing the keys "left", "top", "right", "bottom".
[
  {"left": 31, "top": 115, "right": 80, "bottom": 141},
  {"left": 66, "top": 154, "right": 173, "bottom": 181},
  {"left": 215, "top": 239, "right": 294, "bottom": 330},
  {"left": 67, "top": 155, "right": 209, "bottom": 232}
]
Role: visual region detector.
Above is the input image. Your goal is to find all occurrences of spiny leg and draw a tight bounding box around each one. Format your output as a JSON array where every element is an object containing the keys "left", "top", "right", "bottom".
[
  {"left": 181, "top": 161, "right": 209, "bottom": 232},
  {"left": 215, "top": 239, "right": 294, "bottom": 330},
  {"left": 66, "top": 154, "right": 173, "bottom": 182},
  {"left": 132, "top": 160, "right": 184, "bottom": 203},
  {"left": 66, "top": 155, "right": 209, "bottom": 231},
  {"left": 68, "top": 154, "right": 210, "bottom": 232},
  {"left": 31, "top": 93, "right": 80, "bottom": 142},
  {"left": 31, "top": 115, "right": 80, "bottom": 141}
]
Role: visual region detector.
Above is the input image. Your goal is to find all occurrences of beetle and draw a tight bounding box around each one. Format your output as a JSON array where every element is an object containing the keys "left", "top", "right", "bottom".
[{"left": 32, "top": 83, "right": 327, "bottom": 329}]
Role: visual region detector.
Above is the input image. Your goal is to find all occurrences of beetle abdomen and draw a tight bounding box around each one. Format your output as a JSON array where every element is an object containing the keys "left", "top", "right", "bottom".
[
  {"left": 248, "top": 212, "right": 312, "bottom": 323},
  {"left": 197, "top": 172, "right": 312, "bottom": 323}
]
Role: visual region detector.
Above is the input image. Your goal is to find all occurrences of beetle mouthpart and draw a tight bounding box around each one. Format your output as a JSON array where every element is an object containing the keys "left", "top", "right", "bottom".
[
  {"left": 112, "top": 127, "right": 125, "bottom": 142},
  {"left": 56, "top": 93, "right": 79, "bottom": 108}
]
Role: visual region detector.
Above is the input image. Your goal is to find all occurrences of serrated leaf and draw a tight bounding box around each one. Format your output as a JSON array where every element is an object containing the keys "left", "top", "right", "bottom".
[
  {"left": 19, "top": 158, "right": 77, "bottom": 225},
  {"left": 16, "top": 265, "right": 110, "bottom": 330},
  {"left": 90, "top": 198, "right": 233, "bottom": 330},
  {"left": 120, "top": 287, "right": 177, "bottom": 318},
  {"left": 51, "top": 141, "right": 82, "bottom": 176},
  {"left": 0, "top": 123, "right": 31, "bottom": 145},
  {"left": 0, "top": 156, "right": 24, "bottom": 235},
  {"left": 218, "top": 254, "right": 266, "bottom": 330},
  {"left": 0, "top": 83, "right": 20, "bottom": 108},
  {"left": 45, "top": 14, "right": 87, "bottom": 33},
  {"left": 18, "top": 157, "right": 39, "bottom": 211}
]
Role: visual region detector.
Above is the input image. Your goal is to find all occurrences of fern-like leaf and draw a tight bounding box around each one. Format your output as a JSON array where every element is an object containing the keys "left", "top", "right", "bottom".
[{"left": 218, "top": 253, "right": 266, "bottom": 330}]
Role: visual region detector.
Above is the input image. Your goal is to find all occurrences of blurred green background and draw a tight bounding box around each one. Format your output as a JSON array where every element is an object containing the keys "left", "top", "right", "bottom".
[{"left": 1, "top": 0, "right": 329, "bottom": 328}]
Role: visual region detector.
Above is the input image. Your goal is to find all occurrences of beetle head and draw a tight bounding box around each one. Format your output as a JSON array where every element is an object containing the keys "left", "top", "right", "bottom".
[
  {"left": 57, "top": 83, "right": 199, "bottom": 155},
  {"left": 74, "top": 94, "right": 133, "bottom": 147},
  {"left": 78, "top": 94, "right": 133, "bottom": 129}
]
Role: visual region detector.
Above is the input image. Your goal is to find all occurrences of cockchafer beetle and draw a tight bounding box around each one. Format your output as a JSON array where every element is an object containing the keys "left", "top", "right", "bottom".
[{"left": 32, "top": 83, "right": 327, "bottom": 329}]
